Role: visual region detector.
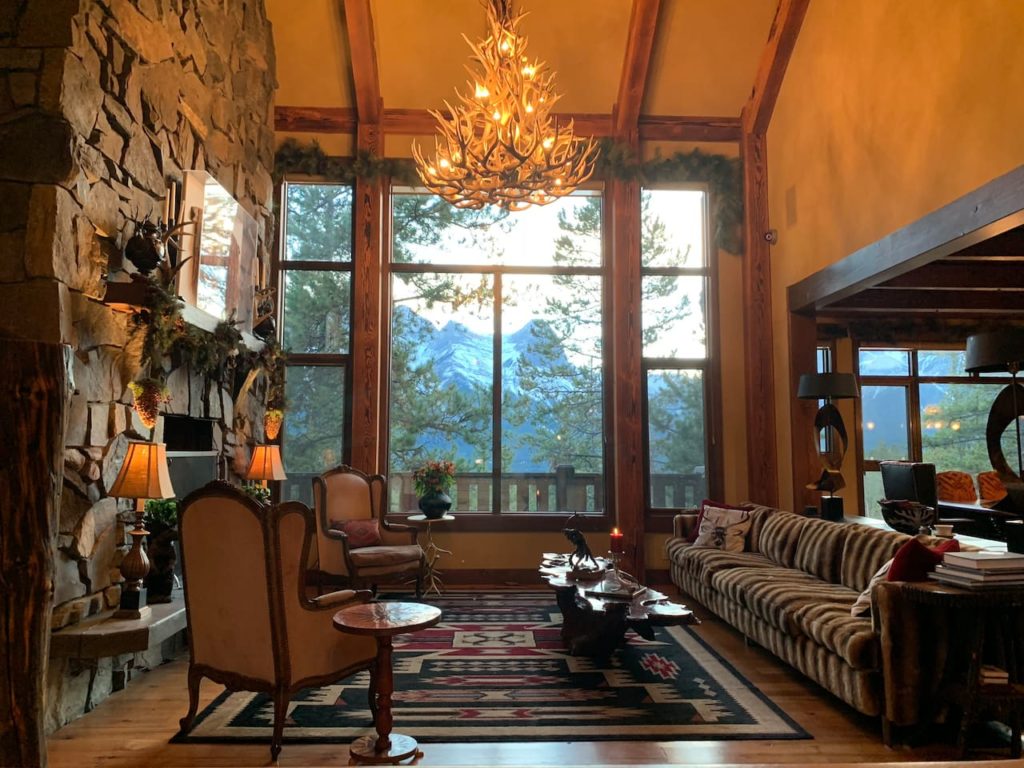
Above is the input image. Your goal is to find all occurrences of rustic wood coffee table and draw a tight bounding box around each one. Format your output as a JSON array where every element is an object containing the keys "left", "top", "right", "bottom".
[
  {"left": 333, "top": 601, "right": 442, "bottom": 765},
  {"left": 539, "top": 553, "right": 697, "bottom": 659}
]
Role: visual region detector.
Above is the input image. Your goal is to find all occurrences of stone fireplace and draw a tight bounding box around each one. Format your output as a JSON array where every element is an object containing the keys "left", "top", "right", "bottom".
[{"left": 0, "top": 0, "right": 276, "bottom": 732}]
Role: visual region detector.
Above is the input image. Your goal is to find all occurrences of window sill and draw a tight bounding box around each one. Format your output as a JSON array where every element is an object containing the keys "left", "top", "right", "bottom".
[{"left": 392, "top": 512, "right": 608, "bottom": 533}]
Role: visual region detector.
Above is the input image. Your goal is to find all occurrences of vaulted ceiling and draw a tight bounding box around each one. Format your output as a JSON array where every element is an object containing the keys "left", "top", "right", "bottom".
[{"left": 265, "top": 0, "right": 780, "bottom": 145}]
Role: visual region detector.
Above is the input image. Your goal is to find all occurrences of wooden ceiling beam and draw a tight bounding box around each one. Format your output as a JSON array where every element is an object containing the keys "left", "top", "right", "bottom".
[
  {"left": 878, "top": 261, "right": 1024, "bottom": 290},
  {"left": 829, "top": 288, "right": 1024, "bottom": 313},
  {"left": 613, "top": 0, "right": 661, "bottom": 139},
  {"left": 341, "top": 0, "right": 382, "bottom": 124},
  {"left": 276, "top": 106, "right": 741, "bottom": 143},
  {"left": 741, "top": 0, "right": 810, "bottom": 136}
]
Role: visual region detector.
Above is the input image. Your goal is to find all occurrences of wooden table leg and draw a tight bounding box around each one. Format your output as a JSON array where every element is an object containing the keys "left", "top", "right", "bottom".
[{"left": 349, "top": 637, "right": 421, "bottom": 765}]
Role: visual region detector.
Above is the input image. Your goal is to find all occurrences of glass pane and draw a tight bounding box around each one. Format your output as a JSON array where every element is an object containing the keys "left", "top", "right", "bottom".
[
  {"left": 918, "top": 350, "right": 965, "bottom": 377},
  {"left": 642, "top": 276, "right": 705, "bottom": 358},
  {"left": 282, "top": 271, "right": 350, "bottom": 354},
  {"left": 816, "top": 346, "right": 832, "bottom": 374},
  {"left": 281, "top": 365, "right": 345, "bottom": 505},
  {"left": 391, "top": 191, "right": 601, "bottom": 267},
  {"left": 501, "top": 275, "right": 604, "bottom": 513},
  {"left": 389, "top": 273, "right": 494, "bottom": 513},
  {"left": 863, "top": 471, "right": 885, "bottom": 520},
  {"left": 641, "top": 189, "right": 706, "bottom": 268},
  {"left": 920, "top": 382, "right": 1009, "bottom": 475},
  {"left": 285, "top": 183, "right": 353, "bottom": 262},
  {"left": 859, "top": 349, "right": 911, "bottom": 377},
  {"left": 862, "top": 385, "right": 909, "bottom": 460},
  {"left": 647, "top": 369, "right": 707, "bottom": 508}
]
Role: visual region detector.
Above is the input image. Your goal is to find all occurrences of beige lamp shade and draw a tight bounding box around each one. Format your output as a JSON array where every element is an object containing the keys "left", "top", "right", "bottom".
[
  {"left": 108, "top": 441, "right": 175, "bottom": 500},
  {"left": 246, "top": 444, "right": 287, "bottom": 481}
]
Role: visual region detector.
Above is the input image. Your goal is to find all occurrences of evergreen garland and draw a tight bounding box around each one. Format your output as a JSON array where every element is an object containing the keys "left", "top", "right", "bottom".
[{"left": 275, "top": 138, "right": 744, "bottom": 253}]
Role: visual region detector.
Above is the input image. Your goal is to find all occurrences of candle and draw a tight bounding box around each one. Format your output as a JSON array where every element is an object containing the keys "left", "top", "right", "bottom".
[{"left": 610, "top": 527, "right": 624, "bottom": 554}]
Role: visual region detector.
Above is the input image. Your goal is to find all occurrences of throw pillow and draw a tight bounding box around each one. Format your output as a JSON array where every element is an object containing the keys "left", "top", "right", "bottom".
[
  {"left": 687, "top": 499, "right": 750, "bottom": 543},
  {"left": 693, "top": 506, "right": 752, "bottom": 552},
  {"left": 329, "top": 518, "right": 382, "bottom": 549},
  {"left": 851, "top": 559, "right": 892, "bottom": 617},
  {"left": 886, "top": 536, "right": 960, "bottom": 582}
]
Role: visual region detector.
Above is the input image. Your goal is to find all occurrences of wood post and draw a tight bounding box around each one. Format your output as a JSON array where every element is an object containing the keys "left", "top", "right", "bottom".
[{"left": 0, "top": 338, "right": 73, "bottom": 768}]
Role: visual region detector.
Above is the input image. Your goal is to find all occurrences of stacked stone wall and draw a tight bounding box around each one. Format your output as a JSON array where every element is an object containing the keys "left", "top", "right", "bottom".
[{"left": 0, "top": 0, "right": 276, "bottom": 731}]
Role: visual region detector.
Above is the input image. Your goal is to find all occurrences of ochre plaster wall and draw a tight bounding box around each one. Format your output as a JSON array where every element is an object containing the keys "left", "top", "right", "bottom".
[{"left": 766, "top": 0, "right": 1024, "bottom": 511}]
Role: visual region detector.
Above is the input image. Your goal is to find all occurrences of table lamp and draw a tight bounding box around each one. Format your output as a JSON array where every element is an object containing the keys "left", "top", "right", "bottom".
[
  {"left": 108, "top": 441, "right": 175, "bottom": 619},
  {"left": 246, "top": 443, "right": 287, "bottom": 489},
  {"left": 965, "top": 329, "right": 1024, "bottom": 512},
  {"left": 797, "top": 372, "right": 859, "bottom": 521}
]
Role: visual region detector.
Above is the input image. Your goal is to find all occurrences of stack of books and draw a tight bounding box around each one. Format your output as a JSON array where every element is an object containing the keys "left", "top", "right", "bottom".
[
  {"left": 980, "top": 664, "right": 1010, "bottom": 685},
  {"left": 930, "top": 550, "right": 1024, "bottom": 589}
]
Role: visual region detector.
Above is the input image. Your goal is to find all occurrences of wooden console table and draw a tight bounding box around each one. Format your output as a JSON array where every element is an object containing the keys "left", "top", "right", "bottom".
[{"left": 902, "top": 581, "right": 1024, "bottom": 757}]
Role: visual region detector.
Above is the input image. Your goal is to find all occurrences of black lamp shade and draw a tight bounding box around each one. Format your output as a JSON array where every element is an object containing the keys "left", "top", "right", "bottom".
[
  {"left": 965, "top": 329, "right": 1024, "bottom": 373},
  {"left": 797, "top": 372, "right": 859, "bottom": 400}
]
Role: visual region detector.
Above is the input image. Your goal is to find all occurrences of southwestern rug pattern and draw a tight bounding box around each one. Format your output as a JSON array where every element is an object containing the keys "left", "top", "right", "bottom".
[{"left": 178, "top": 591, "right": 808, "bottom": 743}]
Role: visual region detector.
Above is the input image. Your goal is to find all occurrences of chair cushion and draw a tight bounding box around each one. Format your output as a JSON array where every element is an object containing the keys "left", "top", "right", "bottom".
[
  {"left": 840, "top": 526, "right": 908, "bottom": 592},
  {"left": 330, "top": 519, "right": 382, "bottom": 548},
  {"left": 793, "top": 517, "right": 852, "bottom": 583},
  {"left": 349, "top": 545, "right": 423, "bottom": 568}
]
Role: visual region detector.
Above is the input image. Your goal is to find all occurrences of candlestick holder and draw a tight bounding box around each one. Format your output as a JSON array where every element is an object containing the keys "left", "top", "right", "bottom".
[{"left": 599, "top": 551, "right": 640, "bottom": 597}]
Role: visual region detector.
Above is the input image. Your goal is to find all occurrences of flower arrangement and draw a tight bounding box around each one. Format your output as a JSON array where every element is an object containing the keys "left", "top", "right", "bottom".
[{"left": 413, "top": 459, "right": 456, "bottom": 497}]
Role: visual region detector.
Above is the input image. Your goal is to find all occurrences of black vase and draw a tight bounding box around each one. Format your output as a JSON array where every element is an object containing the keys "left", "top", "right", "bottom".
[
  {"left": 144, "top": 523, "right": 178, "bottom": 603},
  {"left": 418, "top": 491, "right": 452, "bottom": 520}
]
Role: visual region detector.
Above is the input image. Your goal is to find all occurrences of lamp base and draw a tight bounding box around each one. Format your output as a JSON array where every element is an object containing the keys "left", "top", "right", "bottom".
[
  {"left": 114, "top": 584, "right": 150, "bottom": 620},
  {"left": 820, "top": 496, "right": 845, "bottom": 522}
]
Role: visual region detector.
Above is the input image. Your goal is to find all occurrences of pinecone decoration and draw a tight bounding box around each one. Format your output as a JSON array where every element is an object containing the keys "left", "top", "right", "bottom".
[
  {"left": 264, "top": 409, "right": 284, "bottom": 441},
  {"left": 129, "top": 378, "right": 170, "bottom": 429}
]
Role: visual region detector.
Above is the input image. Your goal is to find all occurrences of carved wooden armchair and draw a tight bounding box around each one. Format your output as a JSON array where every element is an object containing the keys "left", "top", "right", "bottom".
[
  {"left": 312, "top": 464, "right": 425, "bottom": 597},
  {"left": 177, "top": 481, "right": 378, "bottom": 760}
]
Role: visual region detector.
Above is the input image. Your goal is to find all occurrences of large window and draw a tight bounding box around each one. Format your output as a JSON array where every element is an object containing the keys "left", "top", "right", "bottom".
[
  {"left": 388, "top": 190, "right": 605, "bottom": 515},
  {"left": 277, "top": 183, "right": 353, "bottom": 504},
  {"left": 642, "top": 188, "right": 712, "bottom": 510},
  {"left": 859, "top": 346, "right": 1011, "bottom": 516}
]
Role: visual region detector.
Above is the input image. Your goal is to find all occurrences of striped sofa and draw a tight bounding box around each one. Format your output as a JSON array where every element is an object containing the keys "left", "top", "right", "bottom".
[{"left": 665, "top": 505, "right": 943, "bottom": 737}]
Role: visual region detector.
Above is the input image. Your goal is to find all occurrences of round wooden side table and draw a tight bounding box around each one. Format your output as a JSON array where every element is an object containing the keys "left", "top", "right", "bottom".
[
  {"left": 408, "top": 514, "right": 455, "bottom": 596},
  {"left": 333, "top": 601, "right": 442, "bottom": 765}
]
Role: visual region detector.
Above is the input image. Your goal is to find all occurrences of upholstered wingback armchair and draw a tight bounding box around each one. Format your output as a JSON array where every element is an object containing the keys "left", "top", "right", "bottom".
[
  {"left": 935, "top": 470, "right": 977, "bottom": 503},
  {"left": 177, "top": 481, "right": 378, "bottom": 759},
  {"left": 313, "top": 464, "right": 426, "bottom": 597}
]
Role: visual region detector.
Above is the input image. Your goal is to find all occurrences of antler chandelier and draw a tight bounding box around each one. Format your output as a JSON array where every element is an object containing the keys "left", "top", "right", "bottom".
[{"left": 412, "top": 0, "right": 599, "bottom": 211}]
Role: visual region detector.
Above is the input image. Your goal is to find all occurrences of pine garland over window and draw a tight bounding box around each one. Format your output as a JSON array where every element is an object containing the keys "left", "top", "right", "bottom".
[{"left": 274, "top": 138, "right": 743, "bottom": 253}]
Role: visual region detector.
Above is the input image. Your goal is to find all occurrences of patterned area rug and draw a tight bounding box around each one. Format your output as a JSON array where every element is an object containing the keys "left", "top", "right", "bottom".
[{"left": 177, "top": 590, "right": 808, "bottom": 743}]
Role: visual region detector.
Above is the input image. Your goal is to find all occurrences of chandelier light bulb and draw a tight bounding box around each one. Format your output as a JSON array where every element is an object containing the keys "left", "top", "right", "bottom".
[{"left": 412, "top": 0, "right": 599, "bottom": 211}]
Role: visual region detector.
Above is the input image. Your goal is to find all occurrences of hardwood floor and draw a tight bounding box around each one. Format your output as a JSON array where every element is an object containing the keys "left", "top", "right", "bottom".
[{"left": 46, "top": 586, "right": 1012, "bottom": 767}]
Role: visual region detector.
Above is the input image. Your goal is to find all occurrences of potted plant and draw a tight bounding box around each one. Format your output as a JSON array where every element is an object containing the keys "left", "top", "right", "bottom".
[
  {"left": 240, "top": 483, "right": 272, "bottom": 505},
  {"left": 413, "top": 459, "right": 456, "bottom": 519},
  {"left": 143, "top": 498, "right": 178, "bottom": 603}
]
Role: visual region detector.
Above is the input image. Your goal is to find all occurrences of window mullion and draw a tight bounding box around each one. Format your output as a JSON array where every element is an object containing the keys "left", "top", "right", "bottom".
[{"left": 491, "top": 271, "right": 503, "bottom": 514}]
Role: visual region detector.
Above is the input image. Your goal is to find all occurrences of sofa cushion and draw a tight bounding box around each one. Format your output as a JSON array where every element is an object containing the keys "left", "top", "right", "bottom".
[
  {"left": 840, "top": 527, "right": 909, "bottom": 592},
  {"left": 887, "top": 536, "right": 959, "bottom": 581},
  {"left": 757, "top": 511, "right": 810, "bottom": 568},
  {"left": 743, "top": 504, "right": 779, "bottom": 555},
  {"left": 693, "top": 506, "right": 753, "bottom": 551},
  {"left": 790, "top": 594, "right": 879, "bottom": 670},
  {"left": 793, "top": 517, "right": 853, "bottom": 583},
  {"left": 673, "top": 545, "right": 775, "bottom": 586},
  {"left": 710, "top": 566, "right": 820, "bottom": 633}
]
